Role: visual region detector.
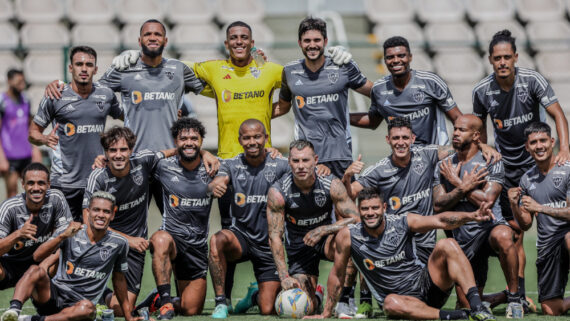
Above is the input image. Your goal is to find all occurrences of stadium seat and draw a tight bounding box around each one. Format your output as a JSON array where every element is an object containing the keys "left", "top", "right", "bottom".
[
  {"left": 198, "top": 115, "right": 218, "bottom": 150},
  {"left": 465, "top": 0, "right": 516, "bottom": 22},
  {"left": 364, "top": 0, "right": 414, "bottom": 24},
  {"left": 23, "top": 51, "right": 64, "bottom": 85},
  {"left": 14, "top": 0, "right": 65, "bottom": 23},
  {"left": 170, "top": 24, "right": 221, "bottom": 51},
  {"left": 0, "top": 0, "right": 14, "bottom": 22},
  {"left": 416, "top": 0, "right": 465, "bottom": 23},
  {"left": 216, "top": 0, "right": 265, "bottom": 24},
  {"left": 410, "top": 51, "right": 435, "bottom": 72},
  {"left": 515, "top": 0, "right": 566, "bottom": 22},
  {"left": 66, "top": 0, "right": 115, "bottom": 24},
  {"left": 482, "top": 50, "right": 535, "bottom": 74},
  {"left": 71, "top": 24, "right": 121, "bottom": 50},
  {"left": 433, "top": 50, "right": 485, "bottom": 84},
  {"left": 527, "top": 20, "right": 570, "bottom": 51},
  {"left": 448, "top": 83, "right": 476, "bottom": 113},
  {"left": 474, "top": 20, "right": 528, "bottom": 52},
  {"left": 166, "top": 0, "right": 214, "bottom": 25},
  {"left": 96, "top": 51, "right": 118, "bottom": 71},
  {"left": 20, "top": 23, "right": 70, "bottom": 49},
  {"left": 372, "top": 22, "right": 425, "bottom": 49},
  {"left": 424, "top": 22, "right": 477, "bottom": 51},
  {"left": 179, "top": 49, "right": 225, "bottom": 63},
  {"left": 0, "top": 23, "right": 19, "bottom": 50},
  {"left": 535, "top": 51, "right": 570, "bottom": 82},
  {"left": 0, "top": 53, "right": 22, "bottom": 86},
  {"left": 120, "top": 23, "right": 142, "bottom": 49},
  {"left": 550, "top": 81, "right": 570, "bottom": 112},
  {"left": 116, "top": 0, "right": 164, "bottom": 24}
]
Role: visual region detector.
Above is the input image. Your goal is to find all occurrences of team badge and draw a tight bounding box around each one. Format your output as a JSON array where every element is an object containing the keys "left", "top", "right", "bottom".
[
  {"left": 264, "top": 170, "right": 276, "bottom": 183},
  {"left": 552, "top": 175, "right": 563, "bottom": 188},
  {"left": 199, "top": 168, "right": 209, "bottom": 184},
  {"left": 314, "top": 192, "right": 327, "bottom": 207},
  {"left": 412, "top": 161, "right": 426, "bottom": 175},
  {"left": 250, "top": 67, "right": 260, "bottom": 79},
  {"left": 517, "top": 86, "right": 529, "bottom": 103},
  {"left": 96, "top": 101, "right": 105, "bottom": 112},
  {"left": 413, "top": 90, "right": 424, "bottom": 104},
  {"left": 100, "top": 248, "right": 111, "bottom": 261},
  {"left": 132, "top": 170, "right": 143, "bottom": 186},
  {"left": 385, "top": 232, "right": 401, "bottom": 247},
  {"left": 39, "top": 210, "right": 50, "bottom": 224},
  {"left": 165, "top": 71, "right": 174, "bottom": 80},
  {"left": 328, "top": 71, "right": 339, "bottom": 84}
]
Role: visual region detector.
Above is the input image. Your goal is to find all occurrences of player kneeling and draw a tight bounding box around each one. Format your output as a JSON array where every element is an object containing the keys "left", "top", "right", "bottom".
[{"left": 1, "top": 191, "right": 137, "bottom": 321}]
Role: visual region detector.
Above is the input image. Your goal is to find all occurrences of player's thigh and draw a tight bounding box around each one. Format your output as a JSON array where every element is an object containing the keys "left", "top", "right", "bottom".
[
  {"left": 150, "top": 230, "right": 177, "bottom": 259},
  {"left": 323, "top": 234, "right": 336, "bottom": 261},
  {"left": 383, "top": 294, "right": 437, "bottom": 318},
  {"left": 54, "top": 299, "right": 95, "bottom": 321},
  {"left": 177, "top": 278, "right": 207, "bottom": 315},
  {"left": 488, "top": 224, "right": 515, "bottom": 253},
  {"left": 210, "top": 229, "right": 243, "bottom": 262},
  {"left": 258, "top": 281, "right": 281, "bottom": 314}
]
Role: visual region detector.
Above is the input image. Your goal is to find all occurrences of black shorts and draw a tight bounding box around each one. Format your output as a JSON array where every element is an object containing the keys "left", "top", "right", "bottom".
[
  {"left": 32, "top": 280, "right": 74, "bottom": 316},
  {"left": 499, "top": 163, "right": 533, "bottom": 221},
  {"left": 52, "top": 186, "right": 84, "bottom": 222},
  {"left": 125, "top": 250, "right": 145, "bottom": 294},
  {"left": 415, "top": 245, "right": 433, "bottom": 266},
  {"left": 8, "top": 157, "right": 31, "bottom": 174},
  {"left": 171, "top": 234, "right": 208, "bottom": 281},
  {"left": 218, "top": 186, "right": 234, "bottom": 229},
  {"left": 536, "top": 236, "right": 570, "bottom": 302},
  {"left": 420, "top": 267, "right": 452, "bottom": 309},
  {"left": 0, "top": 258, "right": 31, "bottom": 290},
  {"left": 286, "top": 237, "right": 330, "bottom": 277},
  {"left": 231, "top": 228, "right": 279, "bottom": 282},
  {"left": 319, "top": 160, "right": 351, "bottom": 181}
]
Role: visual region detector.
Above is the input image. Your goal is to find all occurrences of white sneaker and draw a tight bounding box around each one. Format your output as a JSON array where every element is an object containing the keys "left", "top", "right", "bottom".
[
  {"left": 335, "top": 302, "right": 355, "bottom": 319},
  {"left": 0, "top": 309, "right": 20, "bottom": 321},
  {"left": 506, "top": 302, "right": 524, "bottom": 319},
  {"left": 17, "top": 316, "right": 32, "bottom": 321}
]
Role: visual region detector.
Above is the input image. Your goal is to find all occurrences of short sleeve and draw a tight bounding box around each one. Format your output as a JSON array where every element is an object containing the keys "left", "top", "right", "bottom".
[
  {"left": 433, "top": 160, "right": 443, "bottom": 187},
  {"left": 428, "top": 74, "right": 456, "bottom": 112},
  {"left": 33, "top": 97, "right": 55, "bottom": 128},
  {"left": 52, "top": 193, "right": 72, "bottom": 237},
  {"left": 486, "top": 160, "right": 504, "bottom": 185},
  {"left": 529, "top": 72, "right": 558, "bottom": 109},
  {"left": 182, "top": 63, "right": 204, "bottom": 95},
  {"left": 108, "top": 93, "right": 123, "bottom": 119},
  {"left": 472, "top": 90, "right": 488, "bottom": 120},
  {"left": 357, "top": 165, "right": 381, "bottom": 189},
  {"left": 114, "top": 239, "right": 129, "bottom": 273},
  {"left": 217, "top": 159, "right": 231, "bottom": 178},
  {"left": 278, "top": 68, "right": 292, "bottom": 102},
  {"left": 0, "top": 205, "right": 13, "bottom": 238}
]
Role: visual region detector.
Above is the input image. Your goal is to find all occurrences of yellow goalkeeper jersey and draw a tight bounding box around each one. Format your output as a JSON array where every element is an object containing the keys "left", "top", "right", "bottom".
[{"left": 188, "top": 59, "right": 283, "bottom": 159}]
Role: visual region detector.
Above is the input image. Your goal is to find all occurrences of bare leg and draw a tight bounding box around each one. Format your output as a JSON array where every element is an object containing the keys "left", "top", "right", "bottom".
[
  {"left": 428, "top": 239, "right": 477, "bottom": 293},
  {"left": 107, "top": 291, "right": 137, "bottom": 317},
  {"left": 44, "top": 300, "right": 95, "bottom": 321},
  {"left": 257, "top": 281, "right": 281, "bottom": 315},
  {"left": 541, "top": 297, "right": 570, "bottom": 316},
  {"left": 383, "top": 294, "right": 440, "bottom": 320},
  {"left": 208, "top": 230, "right": 242, "bottom": 297},
  {"left": 4, "top": 171, "right": 19, "bottom": 198},
  {"left": 176, "top": 278, "right": 207, "bottom": 315},
  {"left": 12, "top": 265, "right": 51, "bottom": 304},
  {"left": 488, "top": 225, "right": 518, "bottom": 297},
  {"left": 149, "top": 231, "right": 177, "bottom": 287}
]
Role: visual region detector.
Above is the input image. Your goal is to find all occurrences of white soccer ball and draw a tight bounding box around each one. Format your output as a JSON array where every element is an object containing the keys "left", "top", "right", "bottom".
[{"left": 275, "top": 288, "right": 310, "bottom": 318}]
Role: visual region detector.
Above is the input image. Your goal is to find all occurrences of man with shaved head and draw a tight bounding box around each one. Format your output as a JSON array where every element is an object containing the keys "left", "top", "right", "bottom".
[
  {"left": 432, "top": 115, "right": 523, "bottom": 318},
  {"left": 207, "top": 119, "right": 289, "bottom": 318}
]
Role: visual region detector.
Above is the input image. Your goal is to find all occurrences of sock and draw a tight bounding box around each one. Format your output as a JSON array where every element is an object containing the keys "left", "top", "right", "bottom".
[
  {"left": 225, "top": 262, "right": 236, "bottom": 300},
  {"left": 439, "top": 310, "right": 468, "bottom": 320},
  {"left": 251, "top": 290, "right": 259, "bottom": 306},
  {"left": 215, "top": 295, "right": 227, "bottom": 307},
  {"left": 360, "top": 289, "right": 372, "bottom": 305},
  {"left": 30, "top": 316, "right": 45, "bottom": 321},
  {"left": 518, "top": 277, "right": 525, "bottom": 298},
  {"left": 339, "top": 287, "right": 351, "bottom": 304},
  {"left": 9, "top": 300, "right": 23, "bottom": 311},
  {"left": 157, "top": 284, "right": 172, "bottom": 306},
  {"left": 465, "top": 287, "right": 483, "bottom": 310},
  {"left": 507, "top": 291, "right": 520, "bottom": 303},
  {"left": 315, "top": 291, "right": 323, "bottom": 309}
]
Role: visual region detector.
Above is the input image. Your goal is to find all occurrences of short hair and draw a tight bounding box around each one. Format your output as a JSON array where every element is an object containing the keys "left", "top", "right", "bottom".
[
  {"left": 383, "top": 36, "right": 411, "bottom": 55},
  {"left": 489, "top": 29, "right": 516, "bottom": 55},
  {"left": 100, "top": 126, "right": 137, "bottom": 150},
  {"left": 140, "top": 19, "right": 167, "bottom": 36},
  {"left": 357, "top": 187, "right": 384, "bottom": 204},
  {"left": 69, "top": 46, "right": 97, "bottom": 64},
  {"left": 239, "top": 119, "right": 266, "bottom": 136},
  {"left": 171, "top": 117, "right": 206, "bottom": 140},
  {"left": 289, "top": 139, "right": 315, "bottom": 152},
  {"left": 387, "top": 116, "right": 412, "bottom": 132},
  {"left": 298, "top": 17, "right": 327, "bottom": 40},
  {"left": 90, "top": 191, "right": 116, "bottom": 209},
  {"left": 22, "top": 162, "right": 50, "bottom": 181},
  {"left": 7, "top": 69, "right": 23, "bottom": 80},
  {"left": 524, "top": 122, "right": 551, "bottom": 140},
  {"left": 226, "top": 21, "right": 252, "bottom": 38}
]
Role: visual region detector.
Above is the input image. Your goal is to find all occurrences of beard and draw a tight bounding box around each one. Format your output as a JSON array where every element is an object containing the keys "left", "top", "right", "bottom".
[
  {"left": 303, "top": 47, "right": 324, "bottom": 62},
  {"left": 178, "top": 146, "right": 199, "bottom": 162},
  {"left": 141, "top": 43, "right": 165, "bottom": 58},
  {"left": 363, "top": 214, "right": 384, "bottom": 229},
  {"left": 452, "top": 139, "right": 471, "bottom": 151}
]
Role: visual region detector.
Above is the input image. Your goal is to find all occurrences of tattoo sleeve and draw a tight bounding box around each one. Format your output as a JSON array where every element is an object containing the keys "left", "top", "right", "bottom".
[
  {"left": 323, "top": 179, "right": 357, "bottom": 235},
  {"left": 267, "top": 187, "right": 288, "bottom": 280},
  {"left": 437, "top": 211, "right": 472, "bottom": 229},
  {"left": 437, "top": 145, "right": 456, "bottom": 160},
  {"left": 537, "top": 202, "right": 570, "bottom": 221},
  {"left": 433, "top": 184, "right": 464, "bottom": 212}
]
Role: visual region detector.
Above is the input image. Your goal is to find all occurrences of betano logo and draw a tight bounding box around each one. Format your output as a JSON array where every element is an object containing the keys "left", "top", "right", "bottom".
[
  {"left": 493, "top": 112, "right": 534, "bottom": 130},
  {"left": 363, "top": 258, "right": 376, "bottom": 270},
  {"left": 169, "top": 195, "right": 179, "bottom": 207},
  {"left": 388, "top": 196, "right": 401, "bottom": 210},
  {"left": 222, "top": 89, "right": 265, "bottom": 103},
  {"left": 131, "top": 91, "right": 175, "bottom": 104},
  {"left": 132, "top": 91, "right": 143, "bottom": 104},
  {"left": 65, "top": 123, "right": 76, "bottom": 136},
  {"left": 295, "top": 94, "right": 339, "bottom": 109},
  {"left": 66, "top": 261, "right": 74, "bottom": 274},
  {"left": 235, "top": 193, "right": 246, "bottom": 207}
]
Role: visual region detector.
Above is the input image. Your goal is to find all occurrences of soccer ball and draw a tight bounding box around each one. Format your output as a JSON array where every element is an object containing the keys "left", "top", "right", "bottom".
[{"left": 275, "top": 288, "right": 310, "bottom": 318}]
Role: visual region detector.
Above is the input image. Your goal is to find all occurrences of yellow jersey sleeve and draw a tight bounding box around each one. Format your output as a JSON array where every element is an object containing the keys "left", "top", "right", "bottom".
[{"left": 183, "top": 60, "right": 215, "bottom": 98}]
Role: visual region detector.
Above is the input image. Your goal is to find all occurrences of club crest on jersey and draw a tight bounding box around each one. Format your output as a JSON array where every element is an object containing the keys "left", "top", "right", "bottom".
[
  {"left": 552, "top": 175, "right": 563, "bottom": 188},
  {"left": 328, "top": 71, "right": 339, "bottom": 84},
  {"left": 314, "top": 193, "right": 327, "bottom": 207},
  {"left": 517, "top": 86, "right": 529, "bottom": 103},
  {"left": 412, "top": 161, "right": 426, "bottom": 175},
  {"left": 264, "top": 170, "right": 276, "bottom": 183},
  {"left": 132, "top": 170, "right": 143, "bottom": 186},
  {"left": 250, "top": 67, "right": 260, "bottom": 79},
  {"left": 165, "top": 71, "right": 174, "bottom": 80},
  {"left": 100, "top": 248, "right": 111, "bottom": 261},
  {"left": 413, "top": 90, "right": 424, "bottom": 104},
  {"left": 199, "top": 168, "right": 209, "bottom": 184},
  {"left": 39, "top": 210, "right": 50, "bottom": 224},
  {"left": 96, "top": 101, "right": 105, "bottom": 112}
]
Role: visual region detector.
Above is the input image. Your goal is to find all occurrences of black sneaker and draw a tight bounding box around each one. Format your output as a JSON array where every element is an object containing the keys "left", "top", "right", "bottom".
[{"left": 135, "top": 288, "right": 161, "bottom": 314}]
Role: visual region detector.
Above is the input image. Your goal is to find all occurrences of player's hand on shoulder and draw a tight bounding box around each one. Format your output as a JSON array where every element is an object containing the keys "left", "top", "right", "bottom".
[
  {"left": 111, "top": 50, "right": 139, "bottom": 71},
  {"left": 266, "top": 147, "right": 282, "bottom": 159},
  {"left": 200, "top": 150, "right": 219, "bottom": 176},
  {"left": 480, "top": 143, "right": 501, "bottom": 164},
  {"left": 129, "top": 236, "right": 150, "bottom": 253},
  {"left": 281, "top": 276, "right": 301, "bottom": 290},
  {"left": 316, "top": 164, "right": 331, "bottom": 177},
  {"left": 44, "top": 80, "right": 64, "bottom": 100},
  {"left": 92, "top": 154, "right": 108, "bottom": 169},
  {"left": 326, "top": 46, "right": 352, "bottom": 65},
  {"left": 554, "top": 149, "right": 570, "bottom": 166},
  {"left": 19, "top": 215, "right": 38, "bottom": 241},
  {"left": 62, "top": 221, "right": 83, "bottom": 238}
]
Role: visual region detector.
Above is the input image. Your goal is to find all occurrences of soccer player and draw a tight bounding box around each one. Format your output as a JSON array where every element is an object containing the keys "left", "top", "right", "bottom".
[
  {"left": 306, "top": 187, "right": 496, "bottom": 321},
  {"left": 207, "top": 119, "right": 289, "bottom": 318},
  {"left": 148, "top": 118, "right": 214, "bottom": 320},
  {"left": 0, "top": 162, "right": 72, "bottom": 290},
  {"left": 508, "top": 122, "right": 570, "bottom": 316},
  {"left": 29, "top": 46, "right": 123, "bottom": 221},
  {"left": 0, "top": 191, "right": 136, "bottom": 321},
  {"left": 0, "top": 69, "right": 42, "bottom": 198},
  {"left": 472, "top": 29, "right": 569, "bottom": 309},
  {"left": 432, "top": 115, "right": 522, "bottom": 317},
  {"left": 350, "top": 36, "right": 462, "bottom": 145},
  {"left": 266, "top": 140, "right": 359, "bottom": 315},
  {"left": 274, "top": 17, "right": 373, "bottom": 178}
]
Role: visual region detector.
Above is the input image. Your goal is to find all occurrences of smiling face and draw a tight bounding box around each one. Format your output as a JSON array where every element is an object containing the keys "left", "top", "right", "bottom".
[
  {"left": 359, "top": 197, "right": 386, "bottom": 229},
  {"left": 23, "top": 170, "right": 49, "bottom": 206},
  {"left": 69, "top": 51, "right": 97, "bottom": 86},
  {"left": 239, "top": 123, "right": 267, "bottom": 159},
  {"left": 299, "top": 29, "right": 327, "bottom": 62},
  {"left": 175, "top": 128, "right": 202, "bottom": 162},
  {"left": 386, "top": 126, "right": 415, "bottom": 159},
  {"left": 489, "top": 42, "right": 518, "bottom": 80},
  {"left": 105, "top": 138, "right": 132, "bottom": 172},
  {"left": 225, "top": 26, "right": 253, "bottom": 65},
  {"left": 87, "top": 198, "right": 115, "bottom": 231},
  {"left": 526, "top": 131, "right": 555, "bottom": 163},
  {"left": 384, "top": 46, "right": 412, "bottom": 78}
]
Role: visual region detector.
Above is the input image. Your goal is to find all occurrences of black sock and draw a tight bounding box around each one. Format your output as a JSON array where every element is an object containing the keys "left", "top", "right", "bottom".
[
  {"left": 251, "top": 290, "right": 259, "bottom": 306},
  {"left": 439, "top": 310, "right": 468, "bottom": 320},
  {"left": 518, "top": 277, "right": 525, "bottom": 298},
  {"left": 339, "top": 287, "right": 351, "bottom": 304},
  {"left": 101, "top": 287, "right": 113, "bottom": 305},
  {"left": 360, "top": 289, "right": 372, "bottom": 305},
  {"left": 225, "top": 262, "right": 236, "bottom": 300},
  {"left": 507, "top": 291, "right": 520, "bottom": 303},
  {"left": 157, "top": 284, "right": 172, "bottom": 306},
  {"left": 9, "top": 300, "right": 23, "bottom": 311},
  {"left": 215, "top": 295, "right": 227, "bottom": 306},
  {"left": 465, "top": 287, "right": 483, "bottom": 310},
  {"left": 30, "top": 316, "right": 45, "bottom": 321}
]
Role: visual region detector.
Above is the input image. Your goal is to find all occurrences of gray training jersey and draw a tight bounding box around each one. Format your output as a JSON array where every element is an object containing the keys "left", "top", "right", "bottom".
[
  {"left": 433, "top": 152, "right": 505, "bottom": 257},
  {"left": 218, "top": 153, "right": 289, "bottom": 243},
  {"left": 83, "top": 150, "right": 163, "bottom": 238},
  {"left": 34, "top": 84, "right": 122, "bottom": 188},
  {"left": 153, "top": 157, "right": 213, "bottom": 246},
  {"left": 350, "top": 216, "right": 424, "bottom": 304},
  {"left": 0, "top": 190, "right": 71, "bottom": 263},
  {"left": 100, "top": 58, "right": 204, "bottom": 152},
  {"left": 52, "top": 226, "right": 128, "bottom": 305},
  {"left": 358, "top": 145, "right": 439, "bottom": 249},
  {"left": 280, "top": 58, "right": 368, "bottom": 162},
  {"left": 369, "top": 70, "right": 456, "bottom": 145},
  {"left": 271, "top": 173, "right": 336, "bottom": 248},
  {"left": 519, "top": 163, "right": 570, "bottom": 258},
  {"left": 473, "top": 67, "right": 558, "bottom": 167}
]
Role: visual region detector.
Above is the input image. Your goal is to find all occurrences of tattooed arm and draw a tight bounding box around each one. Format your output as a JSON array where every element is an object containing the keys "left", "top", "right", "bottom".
[
  {"left": 408, "top": 202, "right": 494, "bottom": 233},
  {"left": 521, "top": 194, "right": 570, "bottom": 222},
  {"left": 433, "top": 184, "right": 464, "bottom": 213},
  {"left": 437, "top": 145, "right": 456, "bottom": 161}
]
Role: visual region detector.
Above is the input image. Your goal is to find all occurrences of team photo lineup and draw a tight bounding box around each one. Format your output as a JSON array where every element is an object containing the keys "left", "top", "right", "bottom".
[{"left": 0, "top": 6, "right": 570, "bottom": 321}]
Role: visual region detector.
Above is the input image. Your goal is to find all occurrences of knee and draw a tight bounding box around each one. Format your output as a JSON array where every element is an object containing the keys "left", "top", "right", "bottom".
[
  {"left": 492, "top": 227, "right": 515, "bottom": 247},
  {"left": 179, "top": 303, "right": 203, "bottom": 316},
  {"left": 541, "top": 302, "right": 561, "bottom": 316},
  {"left": 209, "top": 232, "right": 228, "bottom": 254},
  {"left": 383, "top": 295, "right": 406, "bottom": 317},
  {"left": 24, "top": 265, "right": 46, "bottom": 280},
  {"left": 435, "top": 238, "right": 462, "bottom": 256},
  {"left": 259, "top": 303, "right": 275, "bottom": 315},
  {"left": 150, "top": 231, "right": 172, "bottom": 254},
  {"left": 76, "top": 300, "right": 96, "bottom": 320}
]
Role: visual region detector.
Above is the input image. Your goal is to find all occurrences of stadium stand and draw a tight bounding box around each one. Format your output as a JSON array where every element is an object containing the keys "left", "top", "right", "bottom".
[
  {"left": 0, "top": 52, "right": 22, "bottom": 85},
  {"left": 364, "top": 0, "right": 414, "bottom": 24},
  {"left": 170, "top": 23, "right": 221, "bottom": 50},
  {"left": 465, "top": 0, "right": 516, "bottom": 22},
  {"left": 0, "top": 0, "right": 14, "bottom": 21},
  {"left": 23, "top": 51, "right": 64, "bottom": 84},
  {"left": 474, "top": 20, "right": 528, "bottom": 50},
  {"left": 14, "top": 0, "right": 65, "bottom": 23},
  {"left": 66, "top": 0, "right": 115, "bottom": 24},
  {"left": 215, "top": 0, "right": 265, "bottom": 24},
  {"left": 372, "top": 23, "right": 425, "bottom": 50},
  {"left": 70, "top": 24, "right": 121, "bottom": 50},
  {"left": 116, "top": 0, "right": 164, "bottom": 24},
  {"left": 433, "top": 50, "right": 485, "bottom": 84},
  {"left": 166, "top": 0, "right": 215, "bottom": 25},
  {"left": 515, "top": 0, "right": 566, "bottom": 22},
  {"left": 0, "top": 23, "right": 19, "bottom": 50},
  {"left": 20, "top": 23, "right": 70, "bottom": 49},
  {"left": 416, "top": 0, "right": 465, "bottom": 23},
  {"left": 424, "top": 22, "right": 477, "bottom": 51},
  {"left": 526, "top": 20, "right": 570, "bottom": 51}
]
